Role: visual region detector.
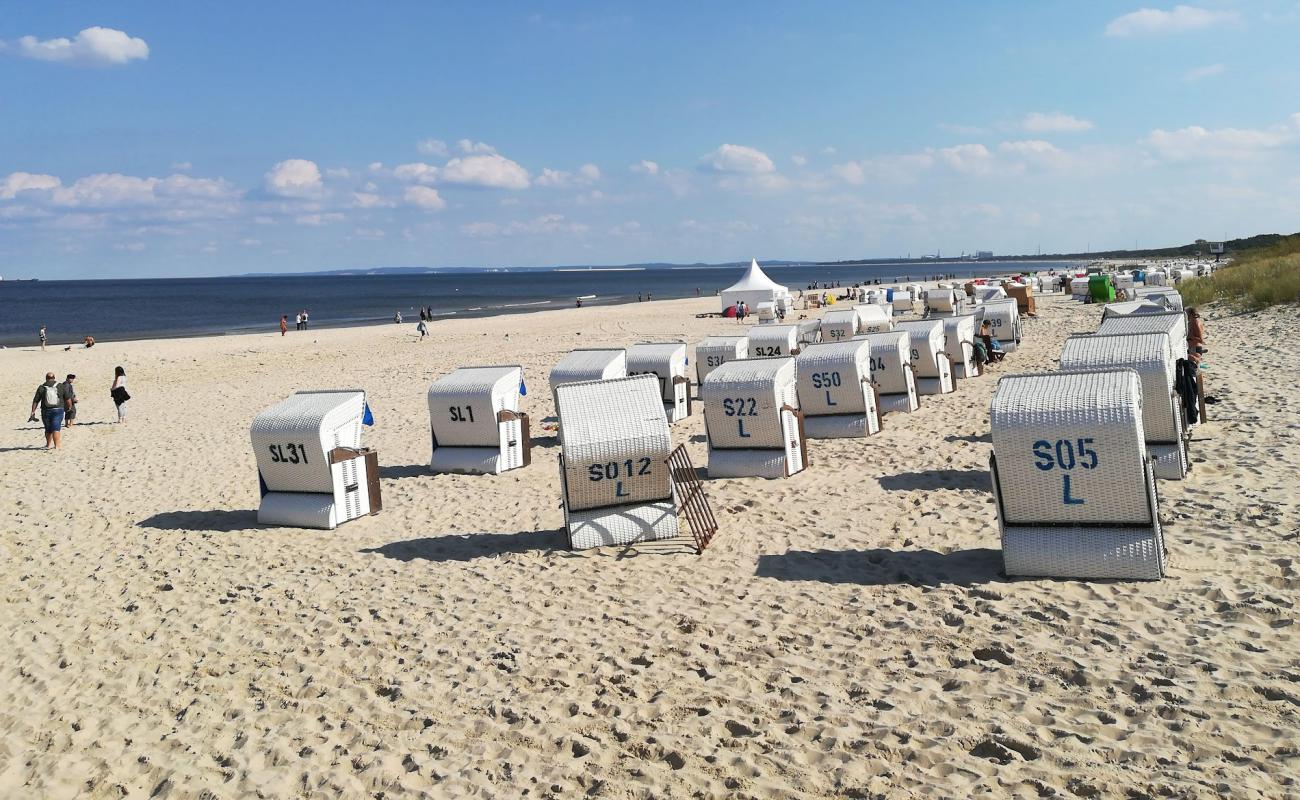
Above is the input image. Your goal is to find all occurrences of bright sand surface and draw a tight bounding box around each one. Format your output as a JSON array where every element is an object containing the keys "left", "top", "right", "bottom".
[{"left": 1, "top": 292, "right": 1297, "bottom": 799}]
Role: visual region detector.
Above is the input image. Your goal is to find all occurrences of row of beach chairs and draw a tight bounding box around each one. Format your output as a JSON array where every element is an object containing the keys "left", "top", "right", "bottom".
[{"left": 248, "top": 303, "right": 1031, "bottom": 556}]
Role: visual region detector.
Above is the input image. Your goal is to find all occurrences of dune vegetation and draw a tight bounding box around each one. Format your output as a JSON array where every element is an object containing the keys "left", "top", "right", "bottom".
[{"left": 1179, "top": 234, "right": 1300, "bottom": 310}]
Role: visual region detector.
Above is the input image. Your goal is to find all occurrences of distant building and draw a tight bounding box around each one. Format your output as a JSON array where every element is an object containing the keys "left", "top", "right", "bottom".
[{"left": 975, "top": 250, "right": 994, "bottom": 260}]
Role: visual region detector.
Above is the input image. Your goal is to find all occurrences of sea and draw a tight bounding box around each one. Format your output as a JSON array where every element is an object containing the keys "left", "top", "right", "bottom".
[{"left": 0, "top": 261, "right": 1076, "bottom": 347}]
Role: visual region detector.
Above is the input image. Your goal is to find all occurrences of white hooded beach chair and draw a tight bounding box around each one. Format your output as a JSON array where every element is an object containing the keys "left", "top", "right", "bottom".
[
  {"left": 942, "top": 314, "right": 980, "bottom": 379},
  {"left": 251, "top": 390, "right": 380, "bottom": 529},
  {"left": 924, "top": 287, "right": 964, "bottom": 317},
  {"left": 1070, "top": 278, "right": 1091, "bottom": 300},
  {"left": 555, "top": 375, "right": 679, "bottom": 550},
  {"left": 797, "top": 319, "right": 822, "bottom": 346},
  {"left": 747, "top": 324, "right": 800, "bottom": 358},
  {"left": 891, "top": 290, "right": 913, "bottom": 316},
  {"left": 702, "top": 358, "right": 807, "bottom": 479},
  {"left": 854, "top": 304, "right": 892, "bottom": 333},
  {"left": 756, "top": 302, "right": 777, "bottom": 324},
  {"left": 427, "top": 365, "right": 530, "bottom": 475},
  {"left": 1114, "top": 273, "right": 1135, "bottom": 292},
  {"left": 549, "top": 348, "right": 626, "bottom": 410},
  {"left": 977, "top": 299, "right": 1021, "bottom": 354},
  {"left": 820, "top": 308, "right": 859, "bottom": 342},
  {"left": 895, "top": 319, "right": 954, "bottom": 395},
  {"left": 1146, "top": 270, "right": 1168, "bottom": 287},
  {"left": 855, "top": 331, "right": 919, "bottom": 413},
  {"left": 1133, "top": 287, "right": 1184, "bottom": 312},
  {"left": 977, "top": 286, "right": 1008, "bottom": 304},
  {"left": 1097, "top": 311, "right": 1188, "bottom": 360},
  {"left": 795, "top": 340, "right": 881, "bottom": 438},
  {"left": 695, "top": 336, "right": 748, "bottom": 386},
  {"left": 1101, "top": 299, "right": 1168, "bottom": 320},
  {"left": 1060, "top": 333, "right": 1188, "bottom": 480},
  {"left": 990, "top": 370, "right": 1166, "bottom": 580},
  {"left": 626, "top": 342, "right": 692, "bottom": 424}
]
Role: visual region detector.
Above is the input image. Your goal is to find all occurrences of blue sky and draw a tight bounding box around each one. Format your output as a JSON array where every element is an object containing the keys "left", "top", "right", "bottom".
[{"left": 2, "top": 1, "right": 1299, "bottom": 279}]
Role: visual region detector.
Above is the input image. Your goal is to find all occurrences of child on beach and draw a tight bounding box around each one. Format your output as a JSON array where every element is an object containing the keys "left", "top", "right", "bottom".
[
  {"left": 416, "top": 320, "right": 428, "bottom": 340},
  {"left": 111, "top": 367, "right": 129, "bottom": 423},
  {"left": 280, "top": 316, "right": 288, "bottom": 336}
]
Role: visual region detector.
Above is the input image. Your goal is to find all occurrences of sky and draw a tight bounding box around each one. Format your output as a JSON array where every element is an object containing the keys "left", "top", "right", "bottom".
[{"left": 2, "top": 1, "right": 1299, "bottom": 279}]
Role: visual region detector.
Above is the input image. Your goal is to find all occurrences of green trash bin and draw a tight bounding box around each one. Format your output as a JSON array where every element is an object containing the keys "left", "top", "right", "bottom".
[{"left": 1088, "top": 274, "right": 1116, "bottom": 303}]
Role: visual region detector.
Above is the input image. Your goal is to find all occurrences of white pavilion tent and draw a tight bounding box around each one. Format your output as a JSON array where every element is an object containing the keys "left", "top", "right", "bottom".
[{"left": 720, "top": 259, "right": 791, "bottom": 316}]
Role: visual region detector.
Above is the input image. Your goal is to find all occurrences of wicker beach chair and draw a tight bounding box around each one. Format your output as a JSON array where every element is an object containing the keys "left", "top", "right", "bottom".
[
  {"left": 1096, "top": 311, "right": 1188, "bottom": 360},
  {"left": 1070, "top": 278, "right": 1091, "bottom": 300},
  {"left": 797, "top": 319, "right": 823, "bottom": 347},
  {"left": 1060, "top": 333, "right": 1188, "bottom": 480},
  {"left": 854, "top": 331, "right": 920, "bottom": 413},
  {"left": 990, "top": 370, "right": 1166, "bottom": 580},
  {"left": 854, "top": 304, "right": 893, "bottom": 333},
  {"left": 794, "top": 340, "right": 881, "bottom": 438},
  {"left": 695, "top": 336, "right": 748, "bottom": 386},
  {"left": 701, "top": 358, "right": 807, "bottom": 479},
  {"left": 924, "top": 287, "right": 964, "bottom": 317},
  {"left": 747, "top": 324, "right": 801, "bottom": 358},
  {"left": 428, "top": 365, "right": 530, "bottom": 475},
  {"left": 820, "top": 308, "right": 859, "bottom": 342},
  {"left": 895, "top": 319, "right": 954, "bottom": 395},
  {"left": 942, "top": 314, "right": 980, "bottom": 379},
  {"left": 549, "top": 348, "right": 627, "bottom": 411},
  {"left": 626, "top": 342, "right": 692, "bottom": 423},
  {"left": 977, "top": 299, "right": 1021, "bottom": 354},
  {"left": 251, "top": 390, "right": 380, "bottom": 529},
  {"left": 1132, "top": 287, "right": 1184, "bottom": 312},
  {"left": 1101, "top": 299, "right": 1168, "bottom": 320},
  {"left": 891, "top": 290, "right": 913, "bottom": 316},
  {"left": 555, "top": 375, "right": 680, "bottom": 549}
]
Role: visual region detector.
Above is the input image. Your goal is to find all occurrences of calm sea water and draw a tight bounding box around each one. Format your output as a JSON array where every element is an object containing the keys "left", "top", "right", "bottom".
[{"left": 0, "top": 261, "right": 1074, "bottom": 347}]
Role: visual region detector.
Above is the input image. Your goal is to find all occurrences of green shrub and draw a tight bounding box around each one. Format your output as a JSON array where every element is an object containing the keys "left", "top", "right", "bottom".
[{"left": 1178, "top": 235, "right": 1300, "bottom": 310}]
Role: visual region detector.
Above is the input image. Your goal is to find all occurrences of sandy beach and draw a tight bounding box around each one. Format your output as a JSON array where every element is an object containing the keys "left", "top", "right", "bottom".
[{"left": 1, "top": 292, "right": 1297, "bottom": 799}]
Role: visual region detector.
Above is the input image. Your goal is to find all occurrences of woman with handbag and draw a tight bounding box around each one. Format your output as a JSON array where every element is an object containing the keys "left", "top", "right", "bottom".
[{"left": 111, "top": 366, "right": 130, "bottom": 424}]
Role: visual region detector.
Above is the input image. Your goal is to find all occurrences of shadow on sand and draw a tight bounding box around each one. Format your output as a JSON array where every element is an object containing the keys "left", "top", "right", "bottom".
[
  {"left": 877, "top": 468, "right": 989, "bottom": 492},
  {"left": 362, "top": 528, "right": 568, "bottom": 563},
  {"left": 943, "top": 432, "right": 991, "bottom": 444},
  {"left": 756, "top": 547, "right": 1005, "bottom": 587},
  {"left": 378, "top": 464, "right": 429, "bottom": 480},
  {"left": 138, "top": 509, "right": 261, "bottom": 533}
]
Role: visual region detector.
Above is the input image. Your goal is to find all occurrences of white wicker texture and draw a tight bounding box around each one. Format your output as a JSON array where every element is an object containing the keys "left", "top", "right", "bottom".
[
  {"left": 757, "top": 302, "right": 777, "bottom": 323},
  {"left": 978, "top": 299, "right": 1020, "bottom": 353},
  {"left": 990, "top": 370, "right": 1151, "bottom": 525},
  {"left": 1114, "top": 273, "right": 1135, "bottom": 290},
  {"left": 708, "top": 446, "right": 800, "bottom": 479},
  {"left": 251, "top": 390, "right": 365, "bottom": 494},
  {"left": 794, "top": 341, "right": 879, "bottom": 437},
  {"left": 1134, "top": 287, "right": 1184, "bottom": 312},
  {"left": 1101, "top": 300, "right": 1168, "bottom": 319},
  {"left": 804, "top": 413, "right": 876, "bottom": 439},
  {"left": 855, "top": 331, "right": 919, "bottom": 413},
  {"left": 626, "top": 342, "right": 690, "bottom": 423},
  {"left": 942, "top": 314, "right": 979, "bottom": 379},
  {"left": 925, "top": 288, "right": 960, "bottom": 313},
  {"left": 891, "top": 290, "right": 912, "bottom": 314},
  {"left": 566, "top": 500, "right": 680, "bottom": 550},
  {"left": 257, "top": 492, "right": 338, "bottom": 529},
  {"left": 1070, "top": 278, "right": 1090, "bottom": 299},
  {"left": 820, "top": 309, "right": 859, "bottom": 342},
  {"left": 695, "top": 336, "right": 748, "bottom": 385},
  {"left": 797, "top": 320, "right": 822, "bottom": 346},
  {"left": 1059, "top": 333, "right": 1186, "bottom": 479},
  {"left": 747, "top": 325, "right": 800, "bottom": 358},
  {"left": 854, "top": 304, "right": 892, "bottom": 333},
  {"left": 549, "top": 349, "right": 627, "bottom": 399},
  {"left": 1146, "top": 271, "right": 1168, "bottom": 287},
  {"left": 1096, "top": 312, "right": 1188, "bottom": 360},
  {"left": 555, "top": 375, "right": 672, "bottom": 513},
  {"left": 701, "top": 358, "right": 799, "bottom": 449},
  {"left": 895, "top": 319, "right": 953, "bottom": 395},
  {"left": 427, "top": 366, "right": 521, "bottom": 447}
]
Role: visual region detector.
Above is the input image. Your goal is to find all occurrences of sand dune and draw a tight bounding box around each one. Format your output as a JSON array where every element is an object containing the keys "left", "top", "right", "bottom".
[{"left": 1, "top": 292, "right": 1297, "bottom": 798}]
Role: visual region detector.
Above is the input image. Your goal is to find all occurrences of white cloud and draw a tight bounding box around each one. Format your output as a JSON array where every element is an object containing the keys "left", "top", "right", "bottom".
[
  {"left": 609, "top": 221, "right": 642, "bottom": 236},
  {"left": 392, "top": 162, "right": 439, "bottom": 184},
  {"left": 630, "top": 160, "right": 660, "bottom": 175},
  {"left": 1021, "top": 112, "right": 1094, "bottom": 133},
  {"left": 0, "top": 172, "right": 61, "bottom": 199},
  {"left": 403, "top": 185, "right": 447, "bottom": 210},
  {"left": 440, "top": 154, "right": 530, "bottom": 189},
  {"left": 417, "top": 138, "right": 449, "bottom": 157},
  {"left": 1105, "top": 5, "right": 1238, "bottom": 37},
  {"left": 935, "top": 143, "right": 993, "bottom": 174},
  {"left": 264, "top": 159, "right": 323, "bottom": 197},
  {"left": 325, "top": 167, "right": 351, "bottom": 180},
  {"left": 294, "top": 213, "right": 344, "bottom": 226},
  {"left": 4, "top": 27, "right": 149, "bottom": 66},
  {"left": 701, "top": 144, "right": 776, "bottom": 174},
  {"left": 460, "top": 213, "right": 587, "bottom": 238},
  {"left": 1185, "top": 63, "right": 1225, "bottom": 81},
  {"left": 457, "top": 139, "right": 497, "bottom": 154},
  {"left": 535, "top": 163, "right": 601, "bottom": 188},
  {"left": 791, "top": 154, "right": 808, "bottom": 167},
  {"left": 352, "top": 191, "right": 395, "bottom": 208},
  {"left": 1143, "top": 113, "right": 1300, "bottom": 161}
]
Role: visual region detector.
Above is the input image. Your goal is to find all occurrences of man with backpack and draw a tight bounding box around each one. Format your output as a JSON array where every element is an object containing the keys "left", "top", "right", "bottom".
[{"left": 29, "top": 372, "right": 72, "bottom": 450}]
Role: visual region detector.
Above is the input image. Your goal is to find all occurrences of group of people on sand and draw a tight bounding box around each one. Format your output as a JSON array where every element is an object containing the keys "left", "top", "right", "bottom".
[
  {"left": 28, "top": 367, "right": 130, "bottom": 450},
  {"left": 36, "top": 325, "right": 96, "bottom": 351},
  {"left": 278, "top": 310, "right": 312, "bottom": 336}
]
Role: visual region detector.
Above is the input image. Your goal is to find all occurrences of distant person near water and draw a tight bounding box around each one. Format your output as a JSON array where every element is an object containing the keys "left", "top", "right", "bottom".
[
  {"left": 302, "top": 310, "right": 310, "bottom": 330},
  {"left": 39, "top": 325, "right": 47, "bottom": 351},
  {"left": 416, "top": 319, "right": 428, "bottom": 340},
  {"left": 61, "top": 374, "right": 78, "bottom": 426},
  {"left": 30, "top": 372, "right": 72, "bottom": 449},
  {"left": 280, "top": 315, "right": 288, "bottom": 336},
  {"left": 111, "top": 366, "right": 130, "bottom": 424},
  {"left": 394, "top": 311, "right": 403, "bottom": 324},
  {"left": 295, "top": 311, "right": 303, "bottom": 331}
]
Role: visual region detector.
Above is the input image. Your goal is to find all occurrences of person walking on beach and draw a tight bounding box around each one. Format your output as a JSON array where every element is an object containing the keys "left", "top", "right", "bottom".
[
  {"left": 302, "top": 310, "right": 310, "bottom": 330},
  {"left": 1186, "top": 307, "right": 1206, "bottom": 367},
  {"left": 61, "top": 374, "right": 78, "bottom": 427},
  {"left": 111, "top": 366, "right": 130, "bottom": 424},
  {"left": 394, "top": 311, "right": 403, "bottom": 324},
  {"left": 280, "top": 315, "right": 288, "bottom": 336},
  {"left": 416, "top": 319, "right": 428, "bottom": 340},
  {"left": 30, "top": 372, "right": 71, "bottom": 449},
  {"left": 39, "top": 325, "right": 47, "bottom": 351}
]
